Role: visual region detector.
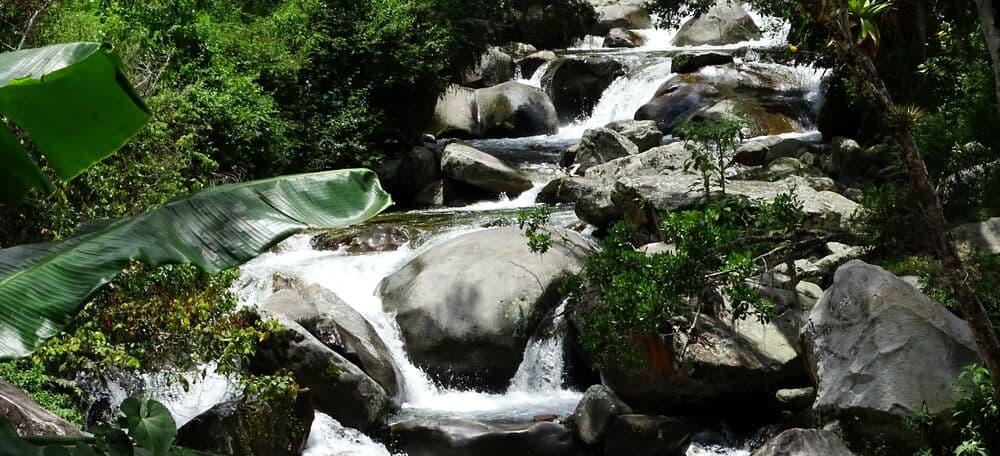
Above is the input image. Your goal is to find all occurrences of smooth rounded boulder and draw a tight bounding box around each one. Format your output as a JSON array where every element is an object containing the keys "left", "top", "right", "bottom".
[
  {"left": 571, "top": 385, "right": 633, "bottom": 445},
  {"left": 461, "top": 47, "right": 516, "bottom": 89},
  {"left": 604, "top": 119, "right": 664, "bottom": 152},
  {"left": 176, "top": 391, "right": 314, "bottom": 456},
  {"left": 594, "top": 5, "right": 652, "bottom": 34},
  {"left": 635, "top": 63, "right": 816, "bottom": 137},
  {"left": 604, "top": 27, "right": 645, "bottom": 48},
  {"left": 253, "top": 310, "right": 390, "bottom": 429},
  {"left": 441, "top": 143, "right": 534, "bottom": 195},
  {"left": 753, "top": 429, "right": 854, "bottom": 456},
  {"left": 573, "top": 127, "right": 638, "bottom": 174},
  {"left": 671, "top": 0, "right": 762, "bottom": 46},
  {"left": 269, "top": 285, "right": 400, "bottom": 398},
  {"left": 603, "top": 415, "right": 694, "bottom": 456},
  {"left": 801, "top": 261, "right": 982, "bottom": 444},
  {"left": 476, "top": 81, "right": 559, "bottom": 138},
  {"left": 378, "top": 227, "right": 593, "bottom": 389},
  {"left": 428, "top": 82, "right": 558, "bottom": 139}
]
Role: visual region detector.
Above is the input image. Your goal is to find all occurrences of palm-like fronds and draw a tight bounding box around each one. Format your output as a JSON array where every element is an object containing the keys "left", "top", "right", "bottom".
[{"left": 848, "top": 0, "right": 892, "bottom": 50}]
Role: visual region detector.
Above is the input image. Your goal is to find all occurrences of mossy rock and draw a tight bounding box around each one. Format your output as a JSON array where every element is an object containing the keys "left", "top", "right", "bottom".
[{"left": 176, "top": 389, "right": 315, "bottom": 456}]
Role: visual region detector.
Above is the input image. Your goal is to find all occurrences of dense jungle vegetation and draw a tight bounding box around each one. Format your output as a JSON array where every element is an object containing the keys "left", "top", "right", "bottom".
[{"left": 2, "top": 0, "right": 1000, "bottom": 454}]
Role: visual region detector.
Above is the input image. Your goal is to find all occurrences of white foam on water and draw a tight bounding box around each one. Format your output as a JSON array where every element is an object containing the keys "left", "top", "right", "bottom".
[
  {"left": 556, "top": 59, "right": 675, "bottom": 139},
  {"left": 303, "top": 412, "right": 394, "bottom": 456},
  {"left": 106, "top": 364, "right": 241, "bottom": 428},
  {"left": 518, "top": 61, "right": 552, "bottom": 88},
  {"left": 233, "top": 215, "right": 583, "bottom": 424}
]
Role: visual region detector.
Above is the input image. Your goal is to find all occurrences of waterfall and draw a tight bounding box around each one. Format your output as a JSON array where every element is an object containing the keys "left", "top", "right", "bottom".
[
  {"left": 303, "top": 413, "right": 393, "bottom": 456},
  {"left": 508, "top": 300, "right": 569, "bottom": 393},
  {"left": 518, "top": 61, "right": 552, "bottom": 89},
  {"left": 182, "top": 5, "right": 827, "bottom": 455},
  {"left": 556, "top": 59, "right": 675, "bottom": 139},
  {"left": 232, "top": 207, "right": 584, "bottom": 418}
]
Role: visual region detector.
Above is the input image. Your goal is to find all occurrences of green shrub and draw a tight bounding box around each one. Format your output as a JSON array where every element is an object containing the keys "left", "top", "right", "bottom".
[
  {"left": 0, "top": 360, "right": 87, "bottom": 426},
  {"left": 566, "top": 194, "right": 805, "bottom": 367},
  {"left": 953, "top": 365, "right": 1000, "bottom": 455},
  {"left": 34, "top": 264, "right": 279, "bottom": 377}
]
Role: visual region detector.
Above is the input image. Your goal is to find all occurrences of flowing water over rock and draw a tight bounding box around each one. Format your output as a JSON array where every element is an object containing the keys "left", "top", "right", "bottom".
[{"left": 134, "top": 5, "right": 827, "bottom": 454}]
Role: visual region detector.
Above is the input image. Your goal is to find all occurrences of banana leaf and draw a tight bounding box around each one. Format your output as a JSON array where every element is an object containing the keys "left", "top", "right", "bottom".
[
  {"left": 0, "top": 42, "right": 150, "bottom": 203},
  {"left": 0, "top": 169, "right": 392, "bottom": 358}
]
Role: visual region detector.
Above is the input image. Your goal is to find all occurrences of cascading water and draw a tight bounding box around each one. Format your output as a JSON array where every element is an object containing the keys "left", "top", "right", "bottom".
[{"left": 130, "top": 4, "right": 828, "bottom": 455}]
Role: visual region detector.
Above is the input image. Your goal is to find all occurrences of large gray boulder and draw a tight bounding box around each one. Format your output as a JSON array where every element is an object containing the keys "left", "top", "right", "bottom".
[
  {"left": 605, "top": 27, "right": 646, "bottom": 48},
  {"left": 0, "top": 381, "right": 83, "bottom": 437},
  {"left": 583, "top": 174, "right": 857, "bottom": 230},
  {"left": 952, "top": 217, "right": 1000, "bottom": 254},
  {"left": 547, "top": 57, "right": 625, "bottom": 122},
  {"left": 428, "top": 82, "right": 558, "bottom": 139},
  {"left": 176, "top": 391, "right": 314, "bottom": 456},
  {"left": 604, "top": 119, "right": 664, "bottom": 152},
  {"left": 429, "top": 85, "right": 478, "bottom": 138},
  {"left": 636, "top": 63, "right": 816, "bottom": 137},
  {"left": 375, "top": 145, "right": 439, "bottom": 203},
  {"left": 391, "top": 419, "right": 576, "bottom": 456},
  {"left": 379, "top": 227, "right": 593, "bottom": 389},
  {"left": 254, "top": 315, "right": 390, "bottom": 429},
  {"left": 801, "top": 261, "right": 981, "bottom": 443},
  {"left": 574, "top": 128, "right": 638, "bottom": 174},
  {"left": 462, "top": 47, "right": 516, "bottom": 88},
  {"left": 735, "top": 136, "right": 781, "bottom": 166},
  {"left": 263, "top": 285, "right": 400, "bottom": 398},
  {"left": 594, "top": 5, "right": 653, "bottom": 34},
  {"left": 571, "top": 385, "right": 633, "bottom": 445},
  {"left": 603, "top": 415, "right": 694, "bottom": 456},
  {"left": 476, "top": 81, "right": 559, "bottom": 138},
  {"left": 535, "top": 177, "right": 620, "bottom": 228},
  {"left": 441, "top": 143, "right": 534, "bottom": 195},
  {"left": 753, "top": 429, "right": 854, "bottom": 456},
  {"left": 671, "top": 0, "right": 762, "bottom": 46},
  {"left": 585, "top": 141, "right": 692, "bottom": 182}
]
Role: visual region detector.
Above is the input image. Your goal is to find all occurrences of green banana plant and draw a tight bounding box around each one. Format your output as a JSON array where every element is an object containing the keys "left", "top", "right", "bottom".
[
  {"left": 0, "top": 169, "right": 392, "bottom": 359},
  {"left": 0, "top": 42, "right": 150, "bottom": 203}
]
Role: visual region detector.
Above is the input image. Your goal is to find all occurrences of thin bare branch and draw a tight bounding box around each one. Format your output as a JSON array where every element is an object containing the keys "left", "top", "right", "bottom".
[{"left": 16, "top": 0, "right": 53, "bottom": 50}]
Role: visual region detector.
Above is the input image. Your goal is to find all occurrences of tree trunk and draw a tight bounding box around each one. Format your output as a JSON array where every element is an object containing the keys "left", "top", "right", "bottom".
[
  {"left": 976, "top": 0, "right": 1000, "bottom": 117},
  {"left": 798, "top": 1, "right": 1000, "bottom": 399}
]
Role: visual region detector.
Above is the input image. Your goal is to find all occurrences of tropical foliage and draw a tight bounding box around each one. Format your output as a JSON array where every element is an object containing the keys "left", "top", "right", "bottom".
[
  {"left": 0, "top": 42, "right": 149, "bottom": 203},
  {"left": 0, "top": 169, "right": 391, "bottom": 359},
  {"left": 0, "top": 397, "right": 209, "bottom": 455},
  {"left": 558, "top": 194, "right": 806, "bottom": 367}
]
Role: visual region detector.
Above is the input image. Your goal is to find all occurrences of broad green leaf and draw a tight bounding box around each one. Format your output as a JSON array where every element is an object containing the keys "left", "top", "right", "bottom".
[
  {"left": 93, "top": 425, "right": 133, "bottom": 456},
  {"left": 0, "top": 42, "right": 150, "bottom": 203},
  {"left": 120, "top": 399, "right": 174, "bottom": 456},
  {"left": 0, "top": 169, "right": 392, "bottom": 358}
]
